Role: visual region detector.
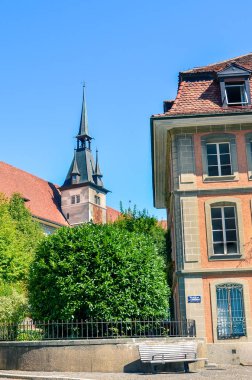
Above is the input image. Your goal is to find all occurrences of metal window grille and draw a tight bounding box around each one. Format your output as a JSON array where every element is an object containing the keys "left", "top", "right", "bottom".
[
  {"left": 206, "top": 143, "right": 232, "bottom": 177},
  {"left": 211, "top": 206, "right": 238, "bottom": 255},
  {"left": 216, "top": 284, "right": 246, "bottom": 339}
]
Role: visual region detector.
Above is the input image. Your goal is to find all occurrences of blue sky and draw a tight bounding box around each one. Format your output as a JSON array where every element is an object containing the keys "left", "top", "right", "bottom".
[{"left": 0, "top": 0, "right": 252, "bottom": 219}]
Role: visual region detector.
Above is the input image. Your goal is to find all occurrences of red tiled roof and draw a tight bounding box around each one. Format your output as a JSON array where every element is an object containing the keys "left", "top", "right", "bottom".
[
  {"left": 0, "top": 162, "right": 68, "bottom": 226},
  {"left": 183, "top": 53, "right": 252, "bottom": 74},
  {"left": 158, "top": 220, "right": 167, "bottom": 230},
  {"left": 153, "top": 53, "right": 252, "bottom": 118},
  {"left": 106, "top": 206, "right": 121, "bottom": 223}
]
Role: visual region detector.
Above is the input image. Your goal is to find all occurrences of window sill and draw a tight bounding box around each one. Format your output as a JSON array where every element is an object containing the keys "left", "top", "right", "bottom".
[
  {"left": 203, "top": 175, "right": 238, "bottom": 182},
  {"left": 209, "top": 254, "right": 242, "bottom": 261}
]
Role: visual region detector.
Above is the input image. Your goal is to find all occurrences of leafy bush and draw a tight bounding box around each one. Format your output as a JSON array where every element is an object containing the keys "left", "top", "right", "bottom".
[
  {"left": 29, "top": 223, "right": 170, "bottom": 320},
  {"left": 16, "top": 329, "right": 44, "bottom": 341},
  {"left": 0, "top": 283, "right": 28, "bottom": 323}
]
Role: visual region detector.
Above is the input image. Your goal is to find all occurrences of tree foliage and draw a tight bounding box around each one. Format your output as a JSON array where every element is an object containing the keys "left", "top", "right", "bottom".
[
  {"left": 116, "top": 204, "right": 167, "bottom": 257},
  {"left": 29, "top": 223, "right": 169, "bottom": 321},
  {"left": 0, "top": 193, "right": 43, "bottom": 283},
  {"left": 0, "top": 283, "right": 28, "bottom": 323},
  {"left": 0, "top": 193, "right": 43, "bottom": 322}
]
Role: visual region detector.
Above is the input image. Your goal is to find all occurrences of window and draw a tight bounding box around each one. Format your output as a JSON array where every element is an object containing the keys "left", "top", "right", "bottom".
[
  {"left": 217, "top": 63, "right": 251, "bottom": 108},
  {"left": 207, "top": 143, "right": 232, "bottom": 176},
  {"left": 201, "top": 133, "right": 238, "bottom": 181},
  {"left": 211, "top": 206, "right": 238, "bottom": 255},
  {"left": 94, "top": 195, "right": 101, "bottom": 205},
  {"left": 225, "top": 82, "right": 248, "bottom": 106},
  {"left": 205, "top": 198, "right": 244, "bottom": 259},
  {"left": 71, "top": 195, "right": 80, "bottom": 204},
  {"left": 216, "top": 284, "right": 246, "bottom": 339},
  {"left": 72, "top": 174, "right": 77, "bottom": 184}
]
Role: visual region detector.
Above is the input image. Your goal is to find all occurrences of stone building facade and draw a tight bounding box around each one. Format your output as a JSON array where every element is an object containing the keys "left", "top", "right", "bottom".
[{"left": 151, "top": 53, "right": 252, "bottom": 344}]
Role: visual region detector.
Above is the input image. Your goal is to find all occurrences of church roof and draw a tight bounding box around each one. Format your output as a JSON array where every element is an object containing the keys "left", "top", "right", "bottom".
[
  {"left": 0, "top": 162, "right": 68, "bottom": 226},
  {"left": 62, "top": 148, "right": 100, "bottom": 187},
  {"left": 62, "top": 87, "right": 108, "bottom": 192}
]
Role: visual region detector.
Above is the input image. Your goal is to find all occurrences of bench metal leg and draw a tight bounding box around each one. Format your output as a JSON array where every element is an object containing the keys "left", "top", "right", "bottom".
[
  {"left": 151, "top": 363, "right": 157, "bottom": 374},
  {"left": 184, "top": 362, "right": 189, "bottom": 373}
]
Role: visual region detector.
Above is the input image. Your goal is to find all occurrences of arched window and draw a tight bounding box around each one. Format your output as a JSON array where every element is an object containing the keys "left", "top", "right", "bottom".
[
  {"left": 216, "top": 283, "right": 246, "bottom": 339},
  {"left": 211, "top": 204, "right": 237, "bottom": 255},
  {"left": 205, "top": 198, "right": 244, "bottom": 259}
]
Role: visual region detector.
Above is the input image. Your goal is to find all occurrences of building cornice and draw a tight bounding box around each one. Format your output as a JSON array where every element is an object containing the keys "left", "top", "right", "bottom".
[
  {"left": 176, "top": 267, "right": 252, "bottom": 277},
  {"left": 174, "top": 187, "right": 252, "bottom": 196}
]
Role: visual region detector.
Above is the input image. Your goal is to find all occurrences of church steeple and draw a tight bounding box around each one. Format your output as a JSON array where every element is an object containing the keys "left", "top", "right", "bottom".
[
  {"left": 76, "top": 84, "right": 92, "bottom": 150},
  {"left": 61, "top": 86, "right": 109, "bottom": 225}
]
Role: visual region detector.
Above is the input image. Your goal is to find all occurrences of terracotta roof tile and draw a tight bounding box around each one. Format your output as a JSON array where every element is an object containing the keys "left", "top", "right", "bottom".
[
  {"left": 183, "top": 53, "right": 252, "bottom": 74},
  {"left": 106, "top": 206, "right": 121, "bottom": 223},
  {"left": 0, "top": 162, "right": 68, "bottom": 226},
  {"left": 153, "top": 53, "right": 252, "bottom": 118}
]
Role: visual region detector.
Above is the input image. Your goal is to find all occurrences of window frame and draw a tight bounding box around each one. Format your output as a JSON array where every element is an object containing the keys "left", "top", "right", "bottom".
[
  {"left": 71, "top": 194, "right": 80, "bottom": 205},
  {"left": 201, "top": 133, "right": 238, "bottom": 182},
  {"left": 216, "top": 283, "right": 246, "bottom": 340},
  {"left": 94, "top": 195, "right": 101, "bottom": 205},
  {"left": 245, "top": 132, "right": 252, "bottom": 179},
  {"left": 225, "top": 82, "right": 248, "bottom": 106},
  {"left": 206, "top": 142, "right": 232, "bottom": 177},
  {"left": 211, "top": 205, "right": 238, "bottom": 256},
  {"left": 205, "top": 198, "right": 244, "bottom": 260},
  {"left": 210, "top": 278, "right": 250, "bottom": 342}
]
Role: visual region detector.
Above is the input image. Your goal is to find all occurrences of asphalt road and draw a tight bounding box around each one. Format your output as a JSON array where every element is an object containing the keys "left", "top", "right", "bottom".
[{"left": 1, "top": 366, "right": 252, "bottom": 380}]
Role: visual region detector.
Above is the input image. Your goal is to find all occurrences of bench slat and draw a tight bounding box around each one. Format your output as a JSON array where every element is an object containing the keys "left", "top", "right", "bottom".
[{"left": 138, "top": 343, "right": 201, "bottom": 365}]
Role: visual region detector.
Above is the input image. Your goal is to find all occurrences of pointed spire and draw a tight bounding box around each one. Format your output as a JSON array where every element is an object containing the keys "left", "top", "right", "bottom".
[
  {"left": 71, "top": 150, "right": 80, "bottom": 175},
  {"left": 78, "top": 83, "right": 89, "bottom": 137},
  {"left": 94, "top": 149, "right": 102, "bottom": 177}
]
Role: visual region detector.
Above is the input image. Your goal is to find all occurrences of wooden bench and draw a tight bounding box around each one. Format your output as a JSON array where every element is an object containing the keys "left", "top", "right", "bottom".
[{"left": 139, "top": 342, "right": 207, "bottom": 373}]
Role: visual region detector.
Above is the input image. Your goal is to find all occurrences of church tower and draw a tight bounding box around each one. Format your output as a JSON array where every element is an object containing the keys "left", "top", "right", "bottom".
[{"left": 60, "top": 86, "right": 109, "bottom": 225}]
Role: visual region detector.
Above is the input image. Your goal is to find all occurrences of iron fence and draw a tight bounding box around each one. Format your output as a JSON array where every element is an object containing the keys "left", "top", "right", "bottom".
[{"left": 0, "top": 319, "right": 196, "bottom": 341}]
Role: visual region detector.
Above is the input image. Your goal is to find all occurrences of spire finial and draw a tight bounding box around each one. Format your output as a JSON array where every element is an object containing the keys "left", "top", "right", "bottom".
[{"left": 78, "top": 82, "right": 89, "bottom": 137}]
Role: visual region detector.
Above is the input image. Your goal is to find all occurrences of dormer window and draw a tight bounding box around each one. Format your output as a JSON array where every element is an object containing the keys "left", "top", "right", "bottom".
[
  {"left": 217, "top": 63, "right": 251, "bottom": 108},
  {"left": 71, "top": 173, "right": 80, "bottom": 184},
  {"left": 225, "top": 82, "right": 248, "bottom": 106}
]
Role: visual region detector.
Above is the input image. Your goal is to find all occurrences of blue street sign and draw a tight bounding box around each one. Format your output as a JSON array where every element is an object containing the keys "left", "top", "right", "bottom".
[{"left": 188, "top": 296, "right": 201, "bottom": 303}]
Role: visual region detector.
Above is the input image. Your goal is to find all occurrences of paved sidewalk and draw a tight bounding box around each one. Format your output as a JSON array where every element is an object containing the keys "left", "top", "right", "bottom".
[{"left": 1, "top": 366, "right": 252, "bottom": 380}]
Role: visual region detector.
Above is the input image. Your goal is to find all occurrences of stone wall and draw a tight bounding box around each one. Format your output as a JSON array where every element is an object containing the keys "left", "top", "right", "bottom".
[{"left": 0, "top": 338, "right": 205, "bottom": 373}]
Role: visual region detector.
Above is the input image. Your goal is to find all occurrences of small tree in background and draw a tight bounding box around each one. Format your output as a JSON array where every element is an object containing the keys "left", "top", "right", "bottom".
[{"left": 29, "top": 223, "right": 169, "bottom": 321}]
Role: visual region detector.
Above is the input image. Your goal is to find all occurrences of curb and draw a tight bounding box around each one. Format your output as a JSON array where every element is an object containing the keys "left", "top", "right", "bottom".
[{"left": 0, "top": 373, "right": 93, "bottom": 380}]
